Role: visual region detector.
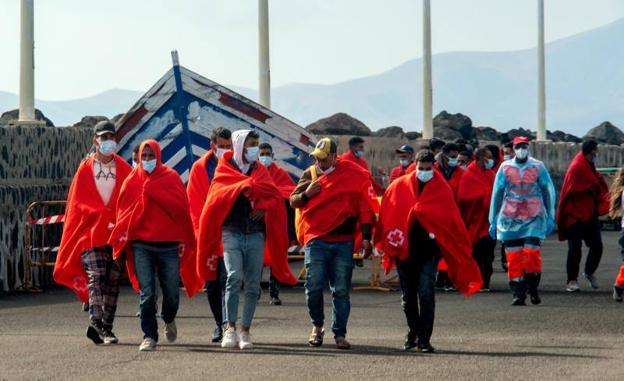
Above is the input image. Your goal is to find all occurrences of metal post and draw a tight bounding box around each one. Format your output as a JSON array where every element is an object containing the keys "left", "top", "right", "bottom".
[
  {"left": 422, "top": 0, "right": 433, "bottom": 139},
  {"left": 537, "top": 0, "right": 547, "bottom": 141},
  {"left": 258, "top": 0, "right": 271, "bottom": 108},
  {"left": 19, "top": 0, "right": 37, "bottom": 122}
]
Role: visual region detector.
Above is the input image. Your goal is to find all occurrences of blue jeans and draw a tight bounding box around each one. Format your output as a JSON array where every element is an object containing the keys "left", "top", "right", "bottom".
[
  {"left": 132, "top": 243, "right": 180, "bottom": 342},
  {"left": 304, "top": 239, "right": 354, "bottom": 337},
  {"left": 396, "top": 256, "right": 437, "bottom": 344},
  {"left": 222, "top": 230, "right": 265, "bottom": 328}
]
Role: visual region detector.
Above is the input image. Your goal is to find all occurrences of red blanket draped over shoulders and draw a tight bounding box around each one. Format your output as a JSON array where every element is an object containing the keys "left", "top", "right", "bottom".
[
  {"left": 196, "top": 151, "right": 296, "bottom": 285},
  {"left": 108, "top": 140, "right": 202, "bottom": 298},
  {"left": 557, "top": 152, "right": 610, "bottom": 240},
  {"left": 340, "top": 150, "right": 385, "bottom": 195},
  {"left": 267, "top": 163, "right": 296, "bottom": 199},
  {"left": 375, "top": 171, "right": 482, "bottom": 296},
  {"left": 187, "top": 150, "right": 214, "bottom": 233},
  {"left": 457, "top": 161, "right": 495, "bottom": 245},
  {"left": 298, "top": 159, "right": 377, "bottom": 246},
  {"left": 54, "top": 154, "right": 131, "bottom": 302}
]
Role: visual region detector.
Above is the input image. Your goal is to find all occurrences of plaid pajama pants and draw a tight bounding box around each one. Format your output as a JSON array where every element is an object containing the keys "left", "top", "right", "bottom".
[{"left": 81, "top": 246, "right": 123, "bottom": 327}]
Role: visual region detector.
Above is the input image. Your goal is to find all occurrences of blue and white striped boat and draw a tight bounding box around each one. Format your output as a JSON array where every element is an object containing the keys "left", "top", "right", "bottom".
[{"left": 115, "top": 51, "right": 316, "bottom": 182}]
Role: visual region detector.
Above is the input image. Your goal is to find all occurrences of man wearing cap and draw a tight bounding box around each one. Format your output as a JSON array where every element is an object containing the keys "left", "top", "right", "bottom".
[
  {"left": 389, "top": 145, "right": 415, "bottom": 183},
  {"left": 290, "top": 137, "right": 375, "bottom": 350},
  {"left": 54, "top": 121, "right": 132, "bottom": 345},
  {"left": 489, "top": 136, "right": 556, "bottom": 305}
]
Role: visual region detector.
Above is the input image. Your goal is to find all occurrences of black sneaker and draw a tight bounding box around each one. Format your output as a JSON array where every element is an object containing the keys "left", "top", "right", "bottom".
[
  {"left": 103, "top": 328, "right": 119, "bottom": 344},
  {"left": 511, "top": 297, "right": 526, "bottom": 306},
  {"left": 211, "top": 325, "right": 223, "bottom": 343},
  {"left": 613, "top": 286, "right": 624, "bottom": 302},
  {"left": 86, "top": 323, "right": 104, "bottom": 345},
  {"left": 403, "top": 332, "right": 417, "bottom": 351},
  {"left": 270, "top": 297, "right": 282, "bottom": 306},
  {"left": 417, "top": 342, "right": 435, "bottom": 353},
  {"left": 529, "top": 291, "right": 541, "bottom": 305},
  {"left": 82, "top": 302, "right": 89, "bottom": 312}
]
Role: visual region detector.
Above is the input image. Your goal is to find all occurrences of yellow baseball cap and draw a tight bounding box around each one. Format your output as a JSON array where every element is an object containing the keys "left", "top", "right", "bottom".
[{"left": 311, "top": 138, "right": 337, "bottom": 160}]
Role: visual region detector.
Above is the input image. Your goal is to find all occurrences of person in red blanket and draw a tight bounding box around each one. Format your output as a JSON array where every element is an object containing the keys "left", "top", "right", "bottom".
[
  {"left": 54, "top": 121, "right": 131, "bottom": 345},
  {"left": 339, "top": 136, "right": 385, "bottom": 195},
  {"left": 109, "top": 139, "right": 201, "bottom": 352},
  {"left": 377, "top": 149, "right": 482, "bottom": 352},
  {"left": 196, "top": 130, "right": 296, "bottom": 350},
  {"left": 434, "top": 143, "right": 465, "bottom": 291},
  {"left": 290, "top": 137, "right": 374, "bottom": 350},
  {"left": 557, "top": 140, "right": 610, "bottom": 292},
  {"left": 389, "top": 145, "right": 415, "bottom": 183},
  {"left": 458, "top": 147, "right": 496, "bottom": 291},
  {"left": 187, "top": 127, "right": 232, "bottom": 343},
  {"left": 259, "top": 142, "right": 297, "bottom": 306}
]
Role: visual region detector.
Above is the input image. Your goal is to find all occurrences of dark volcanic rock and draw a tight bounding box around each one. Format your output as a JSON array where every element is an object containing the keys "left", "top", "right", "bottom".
[
  {"left": 72, "top": 116, "right": 109, "bottom": 129},
  {"left": 0, "top": 109, "right": 54, "bottom": 127},
  {"left": 584, "top": 121, "right": 624, "bottom": 145},
  {"left": 548, "top": 130, "right": 582, "bottom": 143},
  {"left": 506, "top": 128, "right": 535, "bottom": 140},
  {"left": 405, "top": 131, "right": 422, "bottom": 140},
  {"left": 373, "top": 126, "right": 405, "bottom": 138},
  {"left": 474, "top": 126, "right": 500, "bottom": 142},
  {"left": 306, "top": 113, "right": 371, "bottom": 136},
  {"left": 433, "top": 111, "right": 473, "bottom": 140}
]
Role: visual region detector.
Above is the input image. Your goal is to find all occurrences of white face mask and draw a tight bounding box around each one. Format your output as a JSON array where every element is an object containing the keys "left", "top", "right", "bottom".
[
  {"left": 216, "top": 148, "right": 229, "bottom": 159},
  {"left": 245, "top": 146, "right": 259, "bottom": 162},
  {"left": 319, "top": 165, "right": 335, "bottom": 175},
  {"left": 514, "top": 148, "right": 529, "bottom": 160},
  {"left": 142, "top": 159, "right": 157, "bottom": 174},
  {"left": 485, "top": 159, "right": 495, "bottom": 170},
  {"left": 259, "top": 156, "right": 273, "bottom": 167},
  {"left": 399, "top": 159, "right": 410, "bottom": 168},
  {"left": 416, "top": 169, "right": 434, "bottom": 183},
  {"left": 503, "top": 154, "right": 512, "bottom": 161},
  {"left": 98, "top": 139, "right": 117, "bottom": 156}
]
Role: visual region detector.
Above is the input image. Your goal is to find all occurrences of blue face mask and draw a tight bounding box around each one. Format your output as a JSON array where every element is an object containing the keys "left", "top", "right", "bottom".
[
  {"left": 245, "top": 146, "right": 259, "bottom": 162},
  {"left": 259, "top": 156, "right": 273, "bottom": 167},
  {"left": 417, "top": 169, "right": 434, "bottom": 183},
  {"left": 447, "top": 157, "right": 458, "bottom": 167},
  {"left": 99, "top": 140, "right": 117, "bottom": 156},
  {"left": 485, "top": 159, "right": 495, "bottom": 170},
  {"left": 355, "top": 150, "right": 365, "bottom": 158},
  {"left": 399, "top": 159, "right": 410, "bottom": 168},
  {"left": 142, "top": 159, "right": 157, "bottom": 174}
]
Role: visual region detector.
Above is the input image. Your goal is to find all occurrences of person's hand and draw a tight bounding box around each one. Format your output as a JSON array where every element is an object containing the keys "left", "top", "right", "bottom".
[
  {"left": 360, "top": 240, "right": 373, "bottom": 259},
  {"left": 546, "top": 217, "right": 555, "bottom": 235},
  {"left": 304, "top": 180, "right": 321, "bottom": 199},
  {"left": 250, "top": 209, "right": 265, "bottom": 221},
  {"left": 489, "top": 224, "right": 497, "bottom": 240}
]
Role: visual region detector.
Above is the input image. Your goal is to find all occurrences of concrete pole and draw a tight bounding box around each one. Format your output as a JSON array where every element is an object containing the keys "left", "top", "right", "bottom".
[
  {"left": 422, "top": 0, "right": 433, "bottom": 139},
  {"left": 258, "top": 0, "right": 271, "bottom": 109},
  {"left": 19, "top": 0, "right": 36, "bottom": 122},
  {"left": 537, "top": 0, "right": 547, "bottom": 141}
]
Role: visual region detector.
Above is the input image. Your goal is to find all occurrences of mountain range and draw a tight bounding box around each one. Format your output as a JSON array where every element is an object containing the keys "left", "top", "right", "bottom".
[{"left": 1, "top": 18, "right": 623, "bottom": 136}]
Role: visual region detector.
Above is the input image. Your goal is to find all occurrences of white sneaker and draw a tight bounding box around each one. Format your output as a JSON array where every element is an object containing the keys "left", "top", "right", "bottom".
[
  {"left": 139, "top": 338, "right": 157, "bottom": 352},
  {"left": 583, "top": 273, "right": 599, "bottom": 289},
  {"left": 566, "top": 280, "right": 581, "bottom": 292},
  {"left": 221, "top": 328, "right": 238, "bottom": 348},
  {"left": 239, "top": 331, "right": 253, "bottom": 350},
  {"left": 164, "top": 320, "right": 177, "bottom": 343}
]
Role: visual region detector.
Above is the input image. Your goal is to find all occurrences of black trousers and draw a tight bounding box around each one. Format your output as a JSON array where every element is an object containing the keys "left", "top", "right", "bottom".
[
  {"left": 396, "top": 257, "right": 437, "bottom": 344},
  {"left": 566, "top": 216, "right": 603, "bottom": 282},
  {"left": 473, "top": 236, "right": 496, "bottom": 288},
  {"left": 205, "top": 257, "right": 227, "bottom": 327}
]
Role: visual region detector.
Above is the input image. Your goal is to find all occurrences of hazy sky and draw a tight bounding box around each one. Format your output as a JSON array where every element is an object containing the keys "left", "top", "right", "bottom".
[{"left": 1, "top": 0, "right": 623, "bottom": 100}]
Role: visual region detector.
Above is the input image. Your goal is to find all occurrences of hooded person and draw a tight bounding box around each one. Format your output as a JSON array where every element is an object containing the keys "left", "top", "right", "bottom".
[
  {"left": 557, "top": 140, "right": 609, "bottom": 292},
  {"left": 108, "top": 139, "right": 202, "bottom": 352},
  {"left": 290, "top": 137, "right": 376, "bottom": 350},
  {"left": 458, "top": 147, "right": 496, "bottom": 290},
  {"left": 54, "top": 121, "right": 132, "bottom": 345},
  {"left": 196, "top": 129, "right": 296, "bottom": 351},
  {"left": 376, "top": 149, "right": 482, "bottom": 352},
  {"left": 187, "top": 126, "right": 232, "bottom": 343},
  {"left": 489, "top": 136, "right": 556, "bottom": 306},
  {"left": 258, "top": 142, "right": 297, "bottom": 306}
]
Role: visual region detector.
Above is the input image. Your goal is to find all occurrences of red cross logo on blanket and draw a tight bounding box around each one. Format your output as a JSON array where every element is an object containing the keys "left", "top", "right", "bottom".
[
  {"left": 72, "top": 275, "right": 88, "bottom": 294},
  {"left": 207, "top": 256, "right": 218, "bottom": 272},
  {"left": 387, "top": 229, "right": 405, "bottom": 248}
]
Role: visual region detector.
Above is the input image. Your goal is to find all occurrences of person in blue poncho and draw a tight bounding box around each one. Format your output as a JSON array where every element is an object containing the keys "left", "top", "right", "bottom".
[{"left": 489, "top": 136, "right": 556, "bottom": 306}]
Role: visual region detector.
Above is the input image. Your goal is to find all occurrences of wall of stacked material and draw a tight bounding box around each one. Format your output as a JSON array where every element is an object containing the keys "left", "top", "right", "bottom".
[{"left": 0, "top": 125, "right": 92, "bottom": 293}]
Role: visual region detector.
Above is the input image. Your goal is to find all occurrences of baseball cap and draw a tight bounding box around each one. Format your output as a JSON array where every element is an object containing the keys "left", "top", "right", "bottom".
[
  {"left": 94, "top": 121, "right": 116, "bottom": 136},
  {"left": 512, "top": 136, "right": 530, "bottom": 146},
  {"left": 311, "top": 138, "right": 337, "bottom": 160},
  {"left": 395, "top": 145, "right": 415, "bottom": 154}
]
